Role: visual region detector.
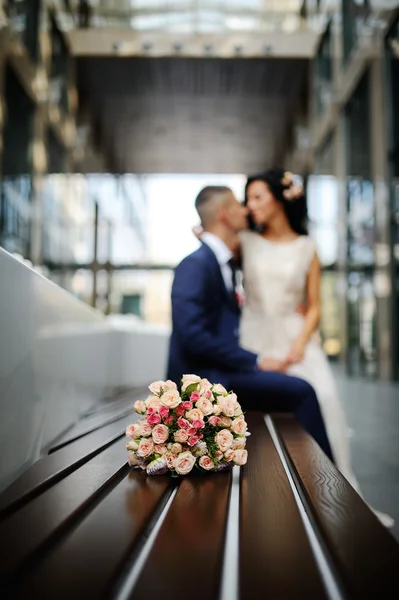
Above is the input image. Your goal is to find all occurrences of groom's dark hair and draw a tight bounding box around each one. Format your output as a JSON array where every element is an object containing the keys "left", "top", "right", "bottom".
[{"left": 195, "top": 186, "right": 232, "bottom": 227}]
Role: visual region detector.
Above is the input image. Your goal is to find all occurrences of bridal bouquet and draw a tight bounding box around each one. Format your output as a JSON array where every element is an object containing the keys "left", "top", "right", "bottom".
[{"left": 125, "top": 375, "right": 249, "bottom": 476}]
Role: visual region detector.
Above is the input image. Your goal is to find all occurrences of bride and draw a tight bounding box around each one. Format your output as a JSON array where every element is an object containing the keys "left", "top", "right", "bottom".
[{"left": 239, "top": 167, "right": 393, "bottom": 528}]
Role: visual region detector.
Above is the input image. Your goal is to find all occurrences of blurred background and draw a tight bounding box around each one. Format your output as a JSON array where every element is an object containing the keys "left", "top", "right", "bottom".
[{"left": 1, "top": 0, "right": 399, "bottom": 524}]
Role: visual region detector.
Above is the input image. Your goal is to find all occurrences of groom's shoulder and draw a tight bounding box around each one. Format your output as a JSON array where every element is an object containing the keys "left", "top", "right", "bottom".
[{"left": 175, "top": 245, "right": 208, "bottom": 271}]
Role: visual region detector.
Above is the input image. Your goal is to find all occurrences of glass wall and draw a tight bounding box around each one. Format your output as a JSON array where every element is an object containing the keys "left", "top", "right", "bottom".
[
  {"left": 3, "top": 0, "right": 41, "bottom": 62},
  {"left": 308, "top": 134, "right": 341, "bottom": 359},
  {"left": 387, "top": 17, "right": 399, "bottom": 379},
  {"left": 342, "top": 0, "right": 371, "bottom": 65},
  {"left": 344, "top": 71, "right": 376, "bottom": 376},
  {"left": 315, "top": 20, "right": 333, "bottom": 116},
  {"left": 0, "top": 64, "right": 34, "bottom": 258}
]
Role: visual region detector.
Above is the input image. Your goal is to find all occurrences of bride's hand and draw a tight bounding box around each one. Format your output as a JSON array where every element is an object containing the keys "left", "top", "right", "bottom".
[
  {"left": 286, "top": 338, "right": 307, "bottom": 365},
  {"left": 258, "top": 357, "right": 288, "bottom": 372}
]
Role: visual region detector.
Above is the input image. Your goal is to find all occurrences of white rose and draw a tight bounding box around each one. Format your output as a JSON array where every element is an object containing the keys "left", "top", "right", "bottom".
[
  {"left": 127, "top": 452, "right": 141, "bottom": 467},
  {"left": 163, "top": 379, "right": 178, "bottom": 391},
  {"left": 232, "top": 437, "right": 246, "bottom": 450},
  {"left": 212, "top": 383, "right": 227, "bottom": 396},
  {"left": 126, "top": 440, "right": 139, "bottom": 451},
  {"left": 215, "top": 429, "right": 234, "bottom": 453},
  {"left": 218, "top": 395, "right": 236, "bottom": 418},
  {"left": 196, "top": 396, "right": 214, "bottom": 416},
  {"left": 134, "top": 400, "right": 147, "bottom": 415},
  {"left": 175, "top": 451, "right": 196, "bottom": 475},
  {"left": 160, "top": 389, "right": 182, "bottom": 409},
  {"left": 148, "top": 380, "right": 165, "bottom": 395},
  {"left": 233, "top": 449, "right": 248, "bottom": 466},
  {"left": 199, "top": 455, "right": 215, "bottom": 470},
  {"left": 231, "top": 417, "right": 247, "bottom": 436},
  {"left": 181, "top": 374, "right": 201, "bottom": 392}
]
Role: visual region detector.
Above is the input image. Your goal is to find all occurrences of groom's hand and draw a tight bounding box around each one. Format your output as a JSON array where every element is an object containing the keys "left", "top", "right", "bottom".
[{"left": 257, "top": 357, "right": 288, "bottom": 373}]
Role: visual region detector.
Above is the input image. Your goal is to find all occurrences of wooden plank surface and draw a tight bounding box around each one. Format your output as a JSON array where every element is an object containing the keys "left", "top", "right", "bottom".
[
  {"left": 48, "top": 392, "right": 145, "bottom": 453},
  {"left": 7, "top": 471, "right": 175, "bottom": 599},
  {"left": 0, "top": 440, "right": 128, "bottom": 582},
  {"left": 273, "top": 414, "right": 399, "bottom": 599},
  {"left": 0, "top": 413, "right": 136, "bottom": 520},
  {"left": 130, "top": 471, "right": 232, "bottom": 600},
  {"left": 240, "top": 412, "right": 328, "bottom": 599}
]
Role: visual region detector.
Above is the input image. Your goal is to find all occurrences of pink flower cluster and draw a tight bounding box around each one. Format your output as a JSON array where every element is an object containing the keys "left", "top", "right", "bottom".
[{"left": 125, "top": 375, "right": 250, "bottom": 476}]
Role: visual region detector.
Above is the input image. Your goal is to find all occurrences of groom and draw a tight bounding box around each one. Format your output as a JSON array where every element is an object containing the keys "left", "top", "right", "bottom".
[{"left": 167, "top": 185, "right": 333, "bottom": 460}]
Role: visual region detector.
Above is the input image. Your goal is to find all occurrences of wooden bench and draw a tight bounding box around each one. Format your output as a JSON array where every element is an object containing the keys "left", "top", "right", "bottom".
[{"left": 1, "top": 410, "right": 399, "bottom": 599}]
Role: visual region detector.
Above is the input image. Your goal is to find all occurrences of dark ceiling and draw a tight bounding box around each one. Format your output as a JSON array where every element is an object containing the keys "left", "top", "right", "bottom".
[{"left": 76, "top": 56, "right": 309, "bottom": 174}]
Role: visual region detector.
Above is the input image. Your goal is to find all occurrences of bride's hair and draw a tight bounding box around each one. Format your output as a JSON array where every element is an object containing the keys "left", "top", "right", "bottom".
[{"left": 244, "top": 167, "right": 308, "bottom": 235}]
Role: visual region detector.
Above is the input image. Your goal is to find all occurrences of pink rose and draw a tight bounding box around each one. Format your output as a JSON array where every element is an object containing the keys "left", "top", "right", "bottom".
[
  {"left": 181, "top": 374, "right": 201, "bottom": 392},
  {"left": 188, "top": 435, "right": 200, "bottom": 447},
  {"left": 177, "top": 417, "right": 190, "bottom": 429},
  {"left": 159, "top": 406, "right": 169, "bottom": 419},
  {"left": 163, "top": 380, "right": 177, "bottom": 391},
  {"left": 204, "top": 390, "right": 212, "bottom": 399},
  {"left": 188, "top": 427, "right": 197, "bottom": 436},
  {"left": 175, "top": 451, "right": 196, "bottom": 475},
  {"left": 196, "top": 397, "right": 214, "bottom": 416},
  {"left": 125, "top": 423, "right": 140, "bottom": 438},
  {"left": 152, "top": 424, "right": 169, "bottom": 445},
  {"left": 165, "top": 452, "right": 176, "bottom": 470},
  {"left": 137, "top": 438, "right": 154, "bottom": 458},
  {"left": 154, "top": 444, "right": 167, "bottom": 455},
  {"left": 215, "top": 429, "right": 234, "bottom": 453},
  {"left": 146, "top": 396, "right": 161, "bottom": 412},
  {"left": 220, "top": 416, "right": 233, "bottom": 428},
  {"left": 148, "top": 381, "right": 165, "bottom": 395},
  {"left": 199, "top": 455, "right": 215, "bottom": 470},
  {"left": 213, "top": 404, "right": 222, "bottom": 416},
  {"left": 190, "top": 392, "right": 200, "bottom": 402},
  {"left": 233, "top": 449, "right": 248, "bottom": 466},
  {"left": 232, "top": 437, "right": 246, "bottom": 450},
  {"left": 183, "top": 401, "right": 193, "bottom": 410},
  {"left": 176, "top": 404, "right": 185, "bottom": 417},
  {"left": 134, "top": 400, "right": 146, "bottom": 414},
  {"left": 139, "top": 421, "right": 153, "bottom": 437},
  {"left": 192, "top": 419, "right": 205, "bottom": 429},
  {"left": 171, "top": 443, "right": 182, "bottom": 455},
  {"left": 212, "top": 383, "right": 227, "bottom": 396},
  {"left": 164, "top": 416, "right": 174, "bottom": 426},
  {"left": 186, "top": 408, "right": 203, "bottom": 423},
  {"left": 174, "top": 429, "right": 189, "bottom": 443},
  {"left": 231, "top": 417, "right": 247, "bottom": 436},
  {"left": 218, "top": 396, "right": 236, "bottom": 418},
  {"left": 209, "top": 416, "right": 221, "bottom": 427},
  {"left": 224, "top": 449, "right": 235, "bottom": 462},
  {"left": 126, "top": 440, "right": 139, "bottom": 451},
  {"left": 214, "top": 450, "right": 224, "bottom": 461},
  {"left": 147, "top": 414, "right": 161, "bottom": 426},
  {"left": 160, "top": 389, "right": 181, "bottom": 409}
]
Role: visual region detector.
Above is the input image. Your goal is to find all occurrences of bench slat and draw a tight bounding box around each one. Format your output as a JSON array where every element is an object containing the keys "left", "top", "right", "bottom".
[
  {"left": 240, "top": 412, "right": 328, "bottom": 599},
  {"left": 7, "top": 471, "right": 175, "bottom": 599},
  {"left": 273, "top": 414, "right": 399, "bottom": 599},
  {"left": 0, "top": 414, "right": 136, "bottom": 520},
  {"left": 130, "top": 472, "right": 232, "bottom": 600},
  {"left": 48, "top": 394, "right": 143, "bottom": 453},
  {"left": 0, "top": 440, "right": 128, "bottom": 581}
]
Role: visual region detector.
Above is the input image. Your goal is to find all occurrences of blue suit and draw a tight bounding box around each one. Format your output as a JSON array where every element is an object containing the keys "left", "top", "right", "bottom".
[{"left": 167, "top": 242, "right": 333, "bottom": 461}]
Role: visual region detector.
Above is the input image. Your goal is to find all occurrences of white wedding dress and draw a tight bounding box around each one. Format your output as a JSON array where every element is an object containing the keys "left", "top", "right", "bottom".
[{"left": 239, "top": 231, "right": 393, "bottom": 527}]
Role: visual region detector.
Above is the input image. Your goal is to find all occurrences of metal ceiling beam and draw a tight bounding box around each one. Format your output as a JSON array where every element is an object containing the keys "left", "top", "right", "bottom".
[{"left": 67, "top": 30, "right": 319, "bottom": 58}]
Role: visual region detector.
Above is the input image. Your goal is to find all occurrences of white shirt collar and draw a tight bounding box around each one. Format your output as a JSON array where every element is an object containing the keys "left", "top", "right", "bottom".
[{"left": 201, "top": 232, "right": 233, "bottom": 267}]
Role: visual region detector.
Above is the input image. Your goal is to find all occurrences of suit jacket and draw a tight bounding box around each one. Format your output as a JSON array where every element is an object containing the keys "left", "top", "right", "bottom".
[{"left": 167, "top": 242, "right": 257, "bottom": 384}]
